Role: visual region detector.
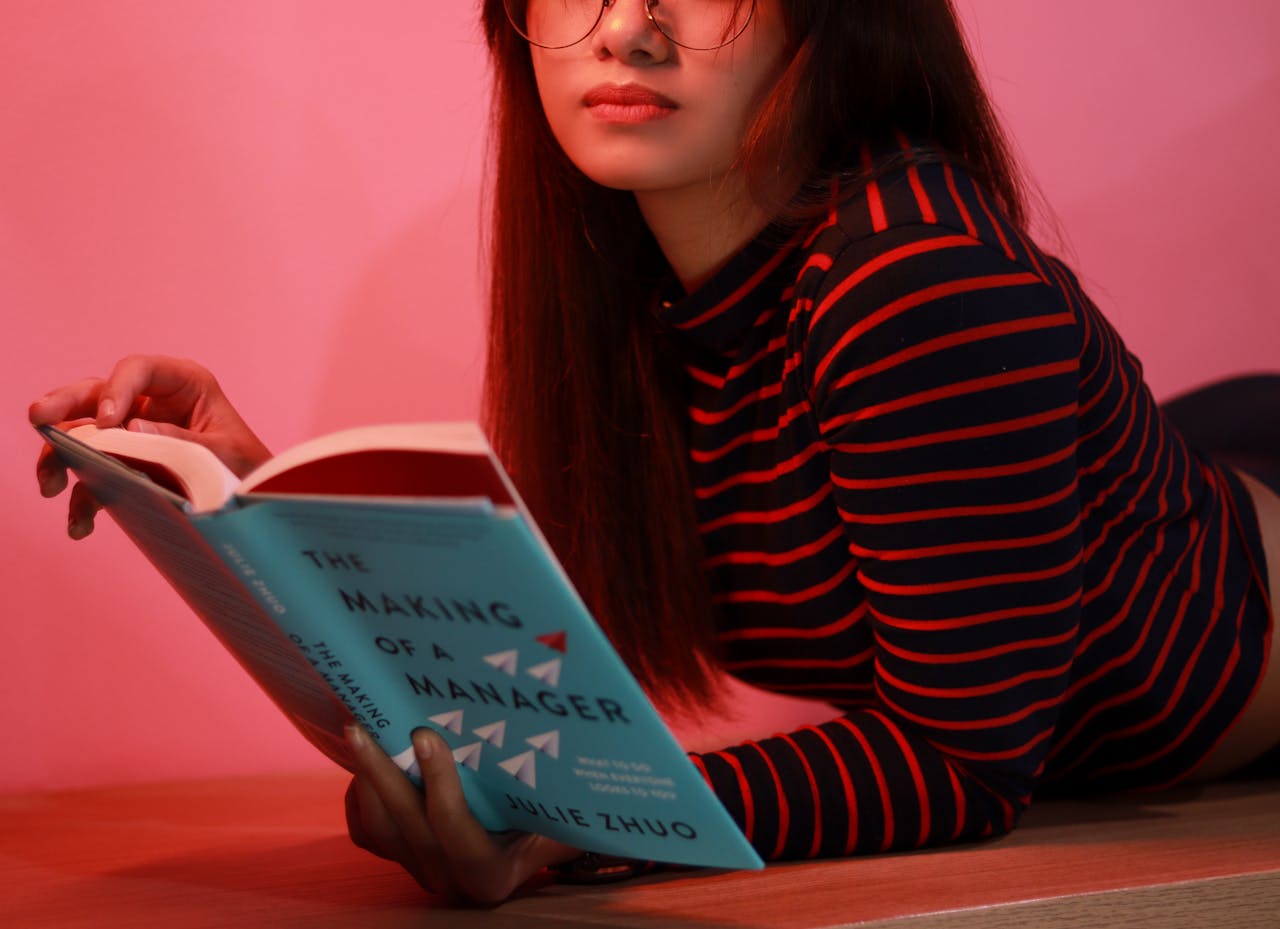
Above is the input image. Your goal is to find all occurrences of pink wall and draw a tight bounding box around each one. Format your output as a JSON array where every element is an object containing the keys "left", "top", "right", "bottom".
[{"left": 3, "top": 2, "right": 1278, "bottom": 792}]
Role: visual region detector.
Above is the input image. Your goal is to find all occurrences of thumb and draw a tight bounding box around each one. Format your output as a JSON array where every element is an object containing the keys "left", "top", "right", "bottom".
[
  {"left": 414, "top": 729, "right": 579, "bottom": 901},
  {"left": 415, "top": 729, "right": 482, "bottom": 842},
  {"left": 414, "top": 729, "right": 524, "bottom": 901}
]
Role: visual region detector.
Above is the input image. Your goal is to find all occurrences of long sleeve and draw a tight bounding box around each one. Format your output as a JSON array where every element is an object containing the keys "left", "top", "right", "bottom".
[
  {"left": 668, "top": 152, "right": 1269, "bottom": 862},
  {"left": 690, "top": 224, "right": 1085, "bottom": 859}
]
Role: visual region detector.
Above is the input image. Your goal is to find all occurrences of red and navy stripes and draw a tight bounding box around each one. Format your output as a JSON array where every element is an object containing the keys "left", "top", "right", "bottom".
[{"left": 661, "top": 145, "right": 1272, "bottom": 860}]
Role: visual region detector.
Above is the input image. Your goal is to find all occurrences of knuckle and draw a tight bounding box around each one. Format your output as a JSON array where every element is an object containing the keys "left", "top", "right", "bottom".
[
  {"left": 113, "top": 354, "right": 148, "bottom": 377},
  {"left": 472, "top": 874, "right": 516, "bottom": 906},
  {"left": 346, "top": 823, "right": 370, "bottom": 851},
  {"left": 345, "top": 814, "right": 377, "bottom": 854},
  {"left": 410, "top": 870, "right": 443, "bottom": 898},
  {"left": 343, "top": 782, "right": 368, "bottom": 845}
]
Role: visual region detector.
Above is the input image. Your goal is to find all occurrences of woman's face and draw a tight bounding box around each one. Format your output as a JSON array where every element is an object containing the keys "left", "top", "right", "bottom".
[{"left": 527, "top": 0, "right": 789, "bottom": 196}]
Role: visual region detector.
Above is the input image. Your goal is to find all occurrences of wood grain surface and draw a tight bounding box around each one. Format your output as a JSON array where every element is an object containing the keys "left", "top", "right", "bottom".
[{"left": 2, "top": 770, "right": 1276, "bottom": 928}]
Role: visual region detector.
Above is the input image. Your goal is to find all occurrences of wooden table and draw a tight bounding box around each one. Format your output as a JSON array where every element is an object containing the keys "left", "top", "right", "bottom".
[{"left": 3, "top": 770, "right": 1277, "bottom": 928}]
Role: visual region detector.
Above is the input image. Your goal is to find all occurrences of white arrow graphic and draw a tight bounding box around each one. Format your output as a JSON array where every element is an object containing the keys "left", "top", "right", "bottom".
[
  {"left": 498, "top": 750, "right": 538, "bottom": 788},
  {"left": 526, "top": 658, "right": 562, "bottom": 688},
  {"left": 452, "top": 742, "right": 484, "bottom": 771},
  {"left": 483, "top": 649, "right": 519, "bottom": 675},
  {"left": 525, "top": 730, "right": 560, "bottom": 759},
  {"left": 473, "top": 720, "right": 507, "bottom": 748},
  {"left": 429, "top": 710, "right": 464, "bottom": 735}
]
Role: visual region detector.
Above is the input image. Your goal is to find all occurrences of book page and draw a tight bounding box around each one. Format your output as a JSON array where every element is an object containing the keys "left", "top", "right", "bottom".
[
  {"left": 63, "top": 424, "right": 240, "bottom": 512},
  {"left": 237, "top": 422, "right": 510, "bottom": 503},
  {"left": 51, "top": 422, "right": 514, "bottom": 511}
]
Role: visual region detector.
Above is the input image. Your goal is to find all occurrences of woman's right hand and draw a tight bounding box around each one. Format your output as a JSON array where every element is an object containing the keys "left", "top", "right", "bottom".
[{"left": 29, "top": 354, "right": 272, "bottom": 538}]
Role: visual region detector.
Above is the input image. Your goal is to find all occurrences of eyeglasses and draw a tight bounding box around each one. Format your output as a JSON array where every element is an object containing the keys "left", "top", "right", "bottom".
[{"left": 503, "top": 0, "right": 758, "bottom": 51}]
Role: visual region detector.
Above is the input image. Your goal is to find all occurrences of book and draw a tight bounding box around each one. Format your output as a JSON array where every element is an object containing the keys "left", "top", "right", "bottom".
[{"left": 38, "top": 421, "right": 763, "bottom": 871}]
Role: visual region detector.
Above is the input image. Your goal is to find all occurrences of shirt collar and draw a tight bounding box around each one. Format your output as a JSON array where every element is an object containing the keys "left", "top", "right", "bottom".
[{"left": 656, "top": 221, "right": 810, "bottom": 359}]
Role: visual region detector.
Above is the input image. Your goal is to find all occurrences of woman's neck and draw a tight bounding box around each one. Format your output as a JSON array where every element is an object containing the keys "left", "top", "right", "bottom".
[{"left": 633, "top": 178, "right": 772, "bottom": 294}]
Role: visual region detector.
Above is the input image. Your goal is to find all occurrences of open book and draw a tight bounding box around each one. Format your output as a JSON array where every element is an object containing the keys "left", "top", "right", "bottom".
[{"left": 39, "top": 422, "right": 763, "bottom": 871}]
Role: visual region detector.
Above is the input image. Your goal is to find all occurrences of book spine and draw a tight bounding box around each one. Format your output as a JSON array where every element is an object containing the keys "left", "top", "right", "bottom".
[
  {"left": 193, "top": 504, "right": 421, "bottom": 771},
  {"left": 41, "top": 425, "right": 361, "bottom": 768}
]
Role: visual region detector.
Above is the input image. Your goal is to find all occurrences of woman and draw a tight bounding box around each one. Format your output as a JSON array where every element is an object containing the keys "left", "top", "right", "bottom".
[{"left": 30, "top": 0, "right": 1280, "bottom": 905}]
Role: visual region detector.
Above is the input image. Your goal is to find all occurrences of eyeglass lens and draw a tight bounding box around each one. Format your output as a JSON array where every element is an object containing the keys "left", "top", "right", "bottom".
[{"left": 504, "top": 0, "right": 755, "bottom": 51}]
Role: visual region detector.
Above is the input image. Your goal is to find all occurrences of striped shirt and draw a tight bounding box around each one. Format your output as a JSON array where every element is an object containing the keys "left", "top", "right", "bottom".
[{"left": 664, "top": 147, "right": 1273, "bottom": 860}]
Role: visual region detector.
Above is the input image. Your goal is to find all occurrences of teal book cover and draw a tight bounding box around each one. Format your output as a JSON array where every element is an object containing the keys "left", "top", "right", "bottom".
[{"left": 197, "top": 498, "right": 763, "bottom": 870}]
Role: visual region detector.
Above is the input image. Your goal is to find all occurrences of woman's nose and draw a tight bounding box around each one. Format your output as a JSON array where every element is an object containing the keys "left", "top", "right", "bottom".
[{"left": 590, "top": 0, "right": 672, "bottom": 63}]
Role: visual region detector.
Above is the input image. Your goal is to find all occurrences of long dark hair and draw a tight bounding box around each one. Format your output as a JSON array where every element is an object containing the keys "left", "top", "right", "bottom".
[{"left": 479, "top": 1, "right": 1026, "bottom": 712}]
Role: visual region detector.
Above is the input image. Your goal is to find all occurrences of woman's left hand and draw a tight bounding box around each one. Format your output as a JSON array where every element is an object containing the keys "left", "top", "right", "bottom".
[{"left": 343, "top": 724, "right": 580, "bottom": 904}]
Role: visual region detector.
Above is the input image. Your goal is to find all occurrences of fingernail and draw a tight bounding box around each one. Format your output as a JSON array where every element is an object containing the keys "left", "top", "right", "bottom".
[
  {"left": 129, "top": 419, "right": 157, "bottom": 435},
  {"left": 98, "top": 399, "right": 116, "bottom": 421},
  {"left": 68, "top": 516, "right": 90, "bottom": 539},
  {"left": 346, "top": 724, "right": 367, "bottom": 749},
  {"left": 413, "top": 729, "right": 434, "bottom": 761},
  {"left": 40, "top": 473, "right": 66, "bottom": 498}
]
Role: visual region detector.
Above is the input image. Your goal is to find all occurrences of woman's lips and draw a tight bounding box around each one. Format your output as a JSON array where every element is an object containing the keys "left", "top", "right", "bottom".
[{"left": 583, "top": 83, "right": 678, "bottom": 123}]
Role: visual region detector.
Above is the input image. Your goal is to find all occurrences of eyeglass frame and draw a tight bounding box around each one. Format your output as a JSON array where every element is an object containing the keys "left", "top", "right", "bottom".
[{"left": 502, "top": 0, "right": 759, "bottom": 52}]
